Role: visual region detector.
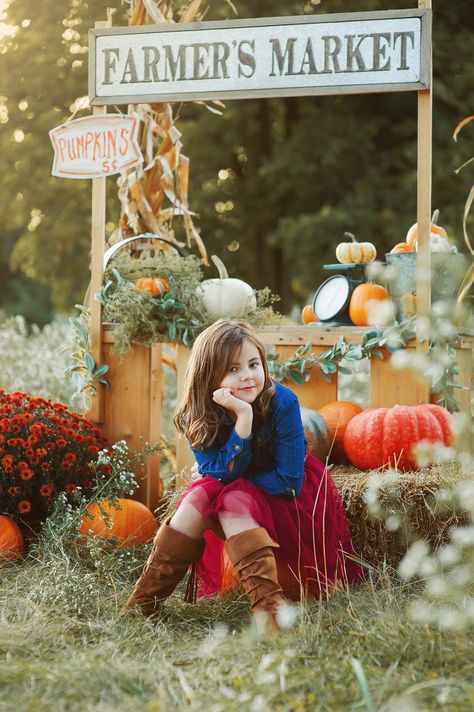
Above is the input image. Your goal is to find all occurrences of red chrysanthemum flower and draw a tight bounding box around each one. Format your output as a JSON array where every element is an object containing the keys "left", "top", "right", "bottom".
[
  {"left": 19, "top": 467, "right": 34, "bottom": 481},
  {"left": 0, "top": 389, "right": 107, "bottom": 524}
]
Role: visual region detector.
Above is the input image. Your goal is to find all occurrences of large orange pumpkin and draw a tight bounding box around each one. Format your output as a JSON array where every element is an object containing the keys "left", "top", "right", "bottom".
[
  {"left": 318, "top": 401, "right": 364, "bottom": 462},
  {"left": 0, "top": 515, "right": 24, "bottom": 560},
  {"left": 343, "top": 404, "right": 454, "bottom": 471},
  {"left": 405, "top": 209, "right": 448, "bottom": 250},
  {"left": 79, "top": 498, "right": 158, "bottom": 547},
  {"left": 349, "top": 283, "right": 391, "bottom": 326},
  {"left": 134, "top": 276, "right": 170, "bottom": 297}
]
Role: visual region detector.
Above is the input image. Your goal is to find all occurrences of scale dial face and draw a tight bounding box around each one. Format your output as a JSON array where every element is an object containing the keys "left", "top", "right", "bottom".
[{"left": 313, "top": 275, "right": 350, "bottom": 321}]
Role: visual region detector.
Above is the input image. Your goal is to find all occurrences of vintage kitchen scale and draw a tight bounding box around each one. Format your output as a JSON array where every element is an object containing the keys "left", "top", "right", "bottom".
[{"left": 312, "top": 263, "right": 366, "bottom": 326}]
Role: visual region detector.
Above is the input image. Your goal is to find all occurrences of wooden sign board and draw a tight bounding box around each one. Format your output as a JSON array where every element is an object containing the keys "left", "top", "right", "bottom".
[
  {"left": 49, "top": 114, "right": 143, "bottom": 178},
  {"left": 89, "top": 9, "right": 431, "bottom": 105}
]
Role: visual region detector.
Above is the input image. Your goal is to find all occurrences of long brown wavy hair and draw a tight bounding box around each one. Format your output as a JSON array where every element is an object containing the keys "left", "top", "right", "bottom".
[{"left": 173, "top": 320, "right": 275, "bottom": 449}]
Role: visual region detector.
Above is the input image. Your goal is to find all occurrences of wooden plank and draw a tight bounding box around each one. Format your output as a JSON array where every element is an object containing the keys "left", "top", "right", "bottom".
[
  {"left": 276, "top": 344, "right": 338, "bottom": 410},
  {"left": 416, "top": 0, "right": 432, "bottom": 355},
  {"left": 146, "top": 343, "right": 163, "bottom": 511},
  {"left": 453, "top": 347, "right": 474, "bottom": 453},
  {"left": 175, "top": 344, "right": 194, "bottom": 484},
  {"left": 451, "top": 347, "right": 473, "bottom": 415},
  {"left": 370, "top": 347, "right": 431, "bottom": 407},
  {"left": 258, "top": 325, "right": 367, "bottom": 346},
  {"left": 88, "top": 19, "right": 110, "bottom": 424},
  {"left": 103, "top": 324, "right": 474, "bottom": 348},
  {"left": 101, "top": 341, "right": 153, "bottom": 505}
]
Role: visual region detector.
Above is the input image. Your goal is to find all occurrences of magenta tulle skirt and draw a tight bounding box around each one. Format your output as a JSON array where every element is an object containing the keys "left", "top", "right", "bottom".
[{"left": 176, "top": 453, "right": 364, "bottom": 601}]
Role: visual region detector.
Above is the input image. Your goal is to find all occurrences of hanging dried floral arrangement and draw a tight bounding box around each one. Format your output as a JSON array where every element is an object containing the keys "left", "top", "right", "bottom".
[{"left": 115, "top": 0, "right": 216, "bottom": 264}]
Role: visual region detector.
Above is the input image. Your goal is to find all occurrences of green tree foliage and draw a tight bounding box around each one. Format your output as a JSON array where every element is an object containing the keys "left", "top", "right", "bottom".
[
  {"left": 0, "top": 0, "right": 472, "bottom": 316},
  {"left": 0, "top": 0, "right": 127, "bottom": 315},
  {"left": 183, "top": 0, "right": 474, "bottom": 308}
]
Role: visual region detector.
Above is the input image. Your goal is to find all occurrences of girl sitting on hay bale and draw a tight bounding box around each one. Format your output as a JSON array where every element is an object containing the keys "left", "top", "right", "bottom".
[{"left": 127, "top": 320, "right": 363, "bottom": 631}]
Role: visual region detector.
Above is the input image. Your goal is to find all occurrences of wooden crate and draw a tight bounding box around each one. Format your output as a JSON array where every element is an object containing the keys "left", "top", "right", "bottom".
[
  {"left": 100, "top": 326, "right": 163, "bottom": 509},
  {"left": 97, "top": 324, "right": 474, "bottom": 511}
]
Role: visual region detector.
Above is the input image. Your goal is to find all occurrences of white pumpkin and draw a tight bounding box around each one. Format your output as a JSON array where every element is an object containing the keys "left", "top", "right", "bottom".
[
  {"left": 197, "top": 255, "right": 257, "bottom": 318},
  {"left": 335, "top": 232, "right": 377, "bottom": 264},
  {"left": 414, "top": 233, "right": 456, "bottom": 253}
]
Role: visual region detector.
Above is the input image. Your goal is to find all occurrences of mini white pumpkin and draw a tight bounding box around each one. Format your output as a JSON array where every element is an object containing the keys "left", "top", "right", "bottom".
[
  {"left": 197, "top": 255, "right": 257, "bottom": 318},
  {"left": 335, "top": 232, "right": 377, "bottom": 264},
  {"left": 414, "top": 233, "right": 456, "bottom": 253}
]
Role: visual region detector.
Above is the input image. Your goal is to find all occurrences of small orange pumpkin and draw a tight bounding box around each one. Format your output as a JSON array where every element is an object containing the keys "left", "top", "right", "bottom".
[
  {"left": 390, "top": 242, "right": 413, "bottom": 254},
  {"left": 318, "top": 401, "right": 364, "bottom": 462},
  {"left": 134, "top": 277, "right": 170, "bottom": 297},
  {"left": 349, "top": 283, "right": 391, "bottom": 326},
  {"left": 0, "top": 515, "right": 25, "bottom": 560},
  {"left": 79, "top": 498, "right": 158, "bottom": 547},
  {"left": 302, "top": 304, "right": 317, "bottom": 325},
  {"left": 406, "top": 209, "right": 448, "bottom": 250}
]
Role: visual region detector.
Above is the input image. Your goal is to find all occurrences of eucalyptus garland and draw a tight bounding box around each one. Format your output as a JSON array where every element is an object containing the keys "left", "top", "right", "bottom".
[
  {"left": 267, "top": 319, "right": 416, "bottom": 384},
  {"left": 268, "top": 316, "right": 466, "bottom": 412}
]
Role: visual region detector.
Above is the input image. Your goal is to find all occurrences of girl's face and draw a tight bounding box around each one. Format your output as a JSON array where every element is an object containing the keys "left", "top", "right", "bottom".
[{"left": 218, "top": 339, "right": 265, "bottom": 404}]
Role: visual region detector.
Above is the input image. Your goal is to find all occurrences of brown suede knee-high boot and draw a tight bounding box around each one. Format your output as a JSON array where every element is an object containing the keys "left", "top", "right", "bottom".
[
  {"left": 224, "top": 527, "right": 285, "bottom": 630},
  {"left": 126, "top": 522, "right": 204, "bottom": 618}
]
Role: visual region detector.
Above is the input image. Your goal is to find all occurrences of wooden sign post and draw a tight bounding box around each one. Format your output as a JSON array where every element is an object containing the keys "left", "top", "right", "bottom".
[
  {"left": 416, "top": 0, "right": 432, "bottom": 377},
  {"left": 89, "top": 20, "right": 109, "bottom": 424}
]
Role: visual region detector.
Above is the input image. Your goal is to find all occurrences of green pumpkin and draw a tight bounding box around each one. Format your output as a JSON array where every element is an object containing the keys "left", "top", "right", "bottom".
[{"left": 300, "top": 407, "right": 332, "bottom": 463}]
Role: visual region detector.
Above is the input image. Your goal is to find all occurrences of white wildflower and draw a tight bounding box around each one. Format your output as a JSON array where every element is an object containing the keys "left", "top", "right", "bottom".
[
  {"left": 426, "top": 576, "right": 449, "bottom": 598},
  {"left": 437, "top": 545, "right": 460, "bottom": 567},
  {"left": 197, "top": 625, "right": 228, "bottom": 658},
  {"left": 450, "top": 526, "right": 474, "bottom": 547},
  {"left": 250, "top": 695, "right": 268, "bottom": 712},
  {"left": 275, "top": 602, "right": 299, "bottom": 629},
  {"left": 385, "top": 515, "right": 401, "bottom": 532},
  {"left": 398, "top": 540, "right": 430, "bottom": 580}
]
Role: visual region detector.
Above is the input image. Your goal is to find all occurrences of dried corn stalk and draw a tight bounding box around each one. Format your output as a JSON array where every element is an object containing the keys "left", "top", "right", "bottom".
[{"left": 116, "top": 0, "right": 209, "bottom": 263}]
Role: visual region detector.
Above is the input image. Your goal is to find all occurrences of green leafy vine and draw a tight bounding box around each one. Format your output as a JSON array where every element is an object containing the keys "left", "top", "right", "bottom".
[
  {"left": 66, "top": 305, "right": 109, "bottom": 410},
  {"left": 268, "top": 317, "right": 466, "bottom": 412},
  {"left": 268, "top": 319, "right": 416, "bottom": 384}
]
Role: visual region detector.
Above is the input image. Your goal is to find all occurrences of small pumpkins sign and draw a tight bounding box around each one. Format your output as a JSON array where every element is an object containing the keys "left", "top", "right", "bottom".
[{"left": 49, "top": 114, "right": 143, "bottom": 179}]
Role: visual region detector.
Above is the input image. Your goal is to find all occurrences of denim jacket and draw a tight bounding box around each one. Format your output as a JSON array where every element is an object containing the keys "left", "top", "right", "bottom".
[{"left": 191, "top": 382, "right": 306, "bottom": 497}]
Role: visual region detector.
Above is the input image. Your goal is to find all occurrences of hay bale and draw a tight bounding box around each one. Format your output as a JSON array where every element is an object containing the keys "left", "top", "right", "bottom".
[{"left": 332, "top": 464, "right": 468, "bottom": 569}]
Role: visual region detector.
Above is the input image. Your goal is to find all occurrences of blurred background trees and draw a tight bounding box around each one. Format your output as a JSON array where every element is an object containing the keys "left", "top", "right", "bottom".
[{"left": 0, "top": 0, "right": 472, "bottom": 321}]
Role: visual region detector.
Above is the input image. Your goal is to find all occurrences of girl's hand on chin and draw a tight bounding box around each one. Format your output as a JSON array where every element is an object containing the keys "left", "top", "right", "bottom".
[{"left": 212, "top": 387, "right": 252, "bottom": 414}]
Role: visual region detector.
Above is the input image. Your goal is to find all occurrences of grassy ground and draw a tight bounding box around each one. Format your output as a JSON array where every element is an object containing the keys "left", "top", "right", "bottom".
[
  {"left": 1, "top": 320, "right": 472, "bottom": 710},
  {"left": 1, "top": 543, "right": 473, "bottom": 712}
]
